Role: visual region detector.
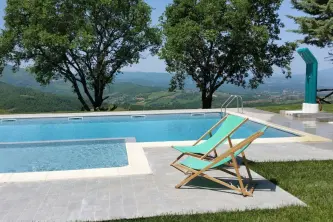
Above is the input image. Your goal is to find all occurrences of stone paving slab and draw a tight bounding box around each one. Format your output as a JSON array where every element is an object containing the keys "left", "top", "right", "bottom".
[
  {"left": 230, "top": 108, "right": 333, "bottom": 141},
  {"left": 303, "top": 142, "right": 333, "bottom": 151},
  {"left": 0, "top": 148, "right": 305, "bottom": 221},
  {"left": 245, "top": 142, "right": 333, "bottom": 161}
]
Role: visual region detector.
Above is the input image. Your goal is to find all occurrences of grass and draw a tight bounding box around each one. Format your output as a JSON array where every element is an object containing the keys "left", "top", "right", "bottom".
[
  {"left": 0, "top": 109, "right": 9, "bottom": 114},
  {"left": 111, "top": 160, "right": 333, "bottom": 222},
  {"left": 257, "top": 104, "right": 333, "bottom": 114}
]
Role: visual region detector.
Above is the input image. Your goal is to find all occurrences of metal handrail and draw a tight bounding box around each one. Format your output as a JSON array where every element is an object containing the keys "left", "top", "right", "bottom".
[
  {"left": 220, "top": 95, "right": 235, "bottom": 109},
  {"left": 221, "top": 95, "right": 244, "bottom": 116}
]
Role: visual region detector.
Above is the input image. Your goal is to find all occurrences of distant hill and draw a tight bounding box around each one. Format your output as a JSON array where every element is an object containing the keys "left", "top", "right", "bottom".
[
  {"left": 0, "top": 82, "right": 81, "bottom": 113},
  {"left": 115, "top": 68, "right": 333, "bottom": 92},
  {"left": 0, "top": 70, "right": 309, "bottom": 113},
  {"left": 1, "top": 65, "right": 332, "bottom": 96},
  {"left": 0, "top": 66, "right": 167, "bottom": 96},
  {"left": 0, "top": 66, "right": 74, "bottom": 95}
]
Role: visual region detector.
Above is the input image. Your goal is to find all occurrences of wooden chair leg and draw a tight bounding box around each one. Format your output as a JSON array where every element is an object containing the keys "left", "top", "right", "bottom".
[
  {"left": 231, "top": 155, "right": 247, "bottom": 196},
  {"left": 170, "top": 153, "right": 185, "bottom": 166},
  {"left": 175, "top": 170, "right": 201, "bottom": 188},
  {"left": 213, "top": 149, "right": 218, "bottom": 158},
  {"left": 200, "top": 173, "right": 243, "bottom": 193},
  {"left": 241, "top": 152, "right": 252, "bottom": 181},
  {"left": 225, "top": 161, "right": 240, "bottom": 168},
  {"left": 174, "top": 163, "right": 254, "bottom": 196},
  {"left": 175, "top": 165, "right": 245, "bottom": 194},
  {"left": 171, "top": 163, "right": 189, "bottom": 174}
]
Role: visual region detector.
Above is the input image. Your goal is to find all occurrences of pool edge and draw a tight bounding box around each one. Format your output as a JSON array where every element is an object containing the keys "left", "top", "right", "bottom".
[
  {"left": 226, "top": 110, "right": 331, "bottom": 143},
  {"left": 0, "top": 141, "right": 152, "bottom": 183}
]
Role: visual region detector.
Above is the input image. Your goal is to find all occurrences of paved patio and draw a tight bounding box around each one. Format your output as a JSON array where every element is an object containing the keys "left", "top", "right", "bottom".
[
  {"left": 230, "top": 108, "right": 333, "bottom": 152},
  {"left": 1, "top": 108, "right": 333, "bottom": 221},
  {"left": 245, "top": 142, "right": 333, "bottom": 161},
  {"left": 0, "top": 147, "right": 306, "bottom": 221}
]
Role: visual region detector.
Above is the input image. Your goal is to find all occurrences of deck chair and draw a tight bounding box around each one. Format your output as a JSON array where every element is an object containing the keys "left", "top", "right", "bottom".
[
  {"left": 172, "top": 114, "right": 248, "bottom": 160},
  {"left": 171, "top": 126, "right": 267, "bottom": 197}
]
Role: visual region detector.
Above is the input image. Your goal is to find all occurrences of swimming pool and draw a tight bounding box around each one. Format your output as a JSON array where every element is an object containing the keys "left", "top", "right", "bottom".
[
  {"left": 0, "top": 139, "right": 128, "bottom": 173},
  {"left": 0, "top": 113, "right": 297, "bottom": 143}
]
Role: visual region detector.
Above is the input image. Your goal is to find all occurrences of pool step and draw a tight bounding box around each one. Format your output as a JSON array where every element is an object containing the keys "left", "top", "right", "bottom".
[
  {"left": 131, "top": 115, "right": 146, "bottom": 119},
  {"left": 1, "top": 119, "right": 17, "bottom": 123},
  {"left": 68, "top": 117, "right": 84, "bottom": 121},
  {"left": 191, "top": 113, "right": 206, "bottom": 117}
]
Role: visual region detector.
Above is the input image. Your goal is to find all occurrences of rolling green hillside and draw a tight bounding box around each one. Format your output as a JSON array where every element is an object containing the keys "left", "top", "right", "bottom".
[
  {"left": 0, "top": 66, "right": 309, "bottom": 112},
  {"left": 105, "top": 87, "right": 265, "bottom": 110},
  {"left": 0, "top": 82, "right": 81, "bottom": 113},
  {"left": 0, "top": 79, "right": 303, "bottom": 113},
  {"left": 3, "top": 65, "right": 333, "bottom": 96},
  {"left": 0, "top": 66, "right": 75, "bottom": 95}
]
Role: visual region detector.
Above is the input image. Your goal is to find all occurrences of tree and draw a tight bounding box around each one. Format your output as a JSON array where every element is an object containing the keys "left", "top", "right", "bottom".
[
  {"left": 289, "top": 0, "right": 333, "bottom": 47},
  {"left": 289, "top": 0, "right": 333, "bottom": 62},
  {"left": 0, "top": 0, "right": 161, "bottom": 111},
  {"left": 159, "top": 0, "right": 296, "bottom": 108}
]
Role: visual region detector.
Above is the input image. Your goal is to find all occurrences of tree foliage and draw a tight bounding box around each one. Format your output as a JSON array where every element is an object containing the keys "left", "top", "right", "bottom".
[
  {"left": 159, "top": 0, "right": 296, "bottom": 108},
  {"left": 289, "top": 0, "right": 333, "bottom": 63},
  {"left": 289, "top": 0, "right": 333, "bottom": 47},
  {"left": 0, "top": 0, "right": 161, "bottom": 111}
]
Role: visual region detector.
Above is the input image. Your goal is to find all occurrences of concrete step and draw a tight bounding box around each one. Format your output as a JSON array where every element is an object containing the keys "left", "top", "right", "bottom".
[{"left": 281, "top": 110, "right": 333, "bottom": 122}]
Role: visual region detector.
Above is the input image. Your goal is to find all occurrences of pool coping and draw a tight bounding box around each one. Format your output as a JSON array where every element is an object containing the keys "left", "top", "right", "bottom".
[
  {"left": 0, "top": 138, "right": 152, "bottom": 183},
  {"left": 0, "top": 108, "right": 331, "bottom": 183}
]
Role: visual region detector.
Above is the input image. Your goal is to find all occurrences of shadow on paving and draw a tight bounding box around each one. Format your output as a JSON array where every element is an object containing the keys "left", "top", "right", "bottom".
[{"left": 183, "top": 176, "right": 277, "bottom": 195}]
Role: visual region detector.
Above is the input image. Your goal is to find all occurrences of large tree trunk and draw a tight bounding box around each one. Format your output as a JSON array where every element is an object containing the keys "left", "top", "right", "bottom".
[
  {"left": 93, "top": 80, "right": 105, "bottom": 111},
  {"left": 72, "top": 82, "right": 91, "bottom": 111},
  {"left": 201, "top": 91, "right": 213, "bottom": 109},
  {"left": 78, "top": 97, "right": 91, "bottom": 111},
  {"left": 93, "top": 95, "right": 103, "bottom": 111}
]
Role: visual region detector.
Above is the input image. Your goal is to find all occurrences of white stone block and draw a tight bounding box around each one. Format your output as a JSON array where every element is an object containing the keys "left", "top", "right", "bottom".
[{"left": 302, "top": 103, "right": 319, "bottom": 113}]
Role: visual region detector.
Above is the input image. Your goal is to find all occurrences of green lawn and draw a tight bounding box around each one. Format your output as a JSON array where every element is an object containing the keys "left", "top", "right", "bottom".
[
  {"left": 257, "top": 104, "right": 333, "bottom": 114},
  {"left": 112, "top": 160, "right": 333, "bottom": 222}
]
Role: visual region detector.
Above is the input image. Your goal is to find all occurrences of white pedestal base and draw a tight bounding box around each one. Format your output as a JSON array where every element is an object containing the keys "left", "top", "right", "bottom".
[{"left": 302, "top": 103, "right": 319, "bottom": 113}]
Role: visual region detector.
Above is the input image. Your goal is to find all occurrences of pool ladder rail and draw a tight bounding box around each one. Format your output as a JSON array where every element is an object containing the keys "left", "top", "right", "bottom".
[{"left": 221, "top": 95, "right": 244, "bottom": 117}]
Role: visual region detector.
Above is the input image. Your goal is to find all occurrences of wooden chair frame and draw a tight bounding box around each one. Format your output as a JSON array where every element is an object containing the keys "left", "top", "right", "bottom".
[{"left": 171, "top": 131, "right": 264, "bottom": 197}]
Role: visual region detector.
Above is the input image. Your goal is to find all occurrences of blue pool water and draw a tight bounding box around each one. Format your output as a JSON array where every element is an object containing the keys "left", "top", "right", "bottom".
[
  {"left": 0, "top": 113, "right": 297, "bottom": 143},
  {"left": 0, "top": 140, "right": 128, "bottom": 173}
]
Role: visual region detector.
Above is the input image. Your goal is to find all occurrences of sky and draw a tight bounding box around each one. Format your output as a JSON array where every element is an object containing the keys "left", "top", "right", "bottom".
[{"left": 0, "top": 0, "right": 331, "bottom": 74}]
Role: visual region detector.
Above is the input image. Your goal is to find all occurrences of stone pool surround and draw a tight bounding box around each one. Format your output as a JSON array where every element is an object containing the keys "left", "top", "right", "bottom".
[{"left": 0, "top": 109, "right": 331, "bottom": 183}]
